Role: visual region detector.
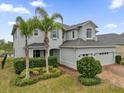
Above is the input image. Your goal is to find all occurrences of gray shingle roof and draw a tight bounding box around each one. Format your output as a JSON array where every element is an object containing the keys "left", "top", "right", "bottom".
[
  {"left": 65, "top": 20, "right": 98, "bottom": 31},
  {"left": 11, "top": 20, "right": 97, "bottom": 35},
  {"left": 61, "top": 33, "right": 124, "bottom": 47},
  {"left": 28, "top": 43, "right": 44, "bottom": 47}
]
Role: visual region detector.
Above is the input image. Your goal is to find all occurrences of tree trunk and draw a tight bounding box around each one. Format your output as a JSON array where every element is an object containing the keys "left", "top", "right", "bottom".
[
  {"left": 44, "top": 32, "right": 49, "bottom": 73},
  {"left": 25, "top": 37, "right": 30, "bottom": 79}
]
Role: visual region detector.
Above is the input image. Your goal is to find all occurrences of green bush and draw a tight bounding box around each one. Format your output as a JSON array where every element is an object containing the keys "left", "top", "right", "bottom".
[
  {"left": 14, "top": 56, "right": 58, "bottom": 74},
  {"left": 77, "top": 57, "right": 102, "bottom": 78},
  {"left": 14, "top": 58, "right": 25, "bottom": 74},
  {"left": 6, "top": 57, "right": 14, "bottom": 62},
  {"left": 48, "top": 56, "right": 58, "bottom": 67},
  {"left": 14, "top": 67, "right": 62, "bottom": 87},
  {"left": 115, "top": 55, "right": 121, "bottom": 64},
  {"left": 78, "top": 76, "right": 101, "bottom": 86}
]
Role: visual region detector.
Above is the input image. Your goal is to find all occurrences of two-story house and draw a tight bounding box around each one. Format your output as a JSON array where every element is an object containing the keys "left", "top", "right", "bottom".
[{"left": 12, "top": 20, "right": 124, "bottom": 69}]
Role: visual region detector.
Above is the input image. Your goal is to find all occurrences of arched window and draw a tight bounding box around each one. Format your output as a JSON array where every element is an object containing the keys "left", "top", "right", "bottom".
[{"left": 86, "top": 28, "right": 92, "bottom": 38}]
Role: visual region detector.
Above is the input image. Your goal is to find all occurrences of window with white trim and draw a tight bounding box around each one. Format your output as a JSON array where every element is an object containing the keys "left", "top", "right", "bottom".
[
  {"left": 86, "top": 28, "right": 92, "bottom": 38},
  {"left": 51, "top": 29, "right": 59, "bottom": 39},
  {"left": 72, "top": 31, "right": 75, "bottom": 38},
  {"left": 34, "top": 29, "right": 38, "bottom": 36}
]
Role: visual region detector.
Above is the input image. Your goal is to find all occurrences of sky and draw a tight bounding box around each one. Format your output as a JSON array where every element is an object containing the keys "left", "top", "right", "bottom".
[{"left": 0, "top": 0, "right": 124, "bottom": 41}]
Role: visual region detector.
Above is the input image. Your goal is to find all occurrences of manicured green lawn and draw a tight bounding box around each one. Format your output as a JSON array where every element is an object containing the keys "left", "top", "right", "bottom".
[{"left": 0, "top": 62, "right": 124, "bottom": 93}]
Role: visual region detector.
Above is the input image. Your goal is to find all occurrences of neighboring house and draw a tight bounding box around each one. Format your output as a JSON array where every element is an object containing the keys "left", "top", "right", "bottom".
[{"left": 11, "top": 20, "right": 124, "bottom": 69}]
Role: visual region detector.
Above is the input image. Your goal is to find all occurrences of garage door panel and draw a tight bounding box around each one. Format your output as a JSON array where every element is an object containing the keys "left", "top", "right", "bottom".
[
  {"left": 61, "top": 48, "right": 77, "bottom": 69},
  {"left": 77, "top": 48, "right": 116, "bottom": 65},
  {"left": 94, "top": 53, "right": 114, "bottom": 65}
]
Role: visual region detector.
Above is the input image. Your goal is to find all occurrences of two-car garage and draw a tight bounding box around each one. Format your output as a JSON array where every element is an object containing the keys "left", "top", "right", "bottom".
[{"left": 60, "top": 46, "right": 116, "bottom": 69}]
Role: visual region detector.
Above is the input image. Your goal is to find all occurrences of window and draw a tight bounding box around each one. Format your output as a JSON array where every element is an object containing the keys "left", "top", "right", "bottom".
[
  {"left": 33, "top": 50, "right": 41, "bottom": 57},
  {"left": 72, "top": 31, "right": 75, "bottom": 38},
  {"left": 51, "top": 29, "right": 59, "bottom": 39},
  {"left": 34, "top": 29, "right": 38, "bottom": 36},
  {"left": 99, "top": 52, "right": 109, "bottom": 55},
  {"left": 62, "top": 32, "right": 64, "bottom": 39},
  {"left": 86, "top": 28, "right": 92, "bottom": 38}
]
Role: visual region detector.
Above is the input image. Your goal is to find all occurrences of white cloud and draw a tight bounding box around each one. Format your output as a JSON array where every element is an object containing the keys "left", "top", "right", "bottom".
[
  {"left": 0, "top": 3, "right": 30, "bottom": 14},
  {"left": 8, "top": 21, "right": 16, "bottom": 26},
  {"left": 105, "top": 24, "right": 118, "bottom": 29},
  {"left": 13, "top": 7, "right": 30, "bottom": 14},
  {"left": 121, "top": 22, "right": 124, "bottom": 24},
  {"left": 30, "top": 0, "right": 46, "bottom": 7},
  {"left": 109, "top": 0, "right": 124, "bottom": 9}
]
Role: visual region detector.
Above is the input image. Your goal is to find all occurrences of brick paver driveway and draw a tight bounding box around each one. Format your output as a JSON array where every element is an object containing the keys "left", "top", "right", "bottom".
[{"left": 98, "top": 64, "right": 124, "bottom": 88}]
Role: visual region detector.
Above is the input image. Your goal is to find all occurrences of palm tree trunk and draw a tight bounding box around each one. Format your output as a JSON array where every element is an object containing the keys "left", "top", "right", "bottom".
[
  {"left": 25, "top": 36, "right": 30, "bottom": 79},
  {"left": 44, "top": 32, "right": 49, "bottom": 73}
]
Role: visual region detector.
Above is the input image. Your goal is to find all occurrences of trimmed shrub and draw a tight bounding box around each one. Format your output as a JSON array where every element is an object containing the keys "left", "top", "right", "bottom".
[
  {"left": 14, "top": 67, "right": 62, "bottom": 87},
  {"left": 29, "top": 57, "right": 45, "bottom": 68},
  {"left": 78, "top": 76, "right": 101, "bottom": 86},
  {"left": 13, "top": 58, "right": 25, "bottom": 74},
  {"left": 115, "top": 55, "right": 121, "bottom": 64},
  {"left": 48, "top": 56, "right": 58, "bottom": 67},
  {"left": 77, "top": 57, "right": 102, "bottom": 78},
  {"left": 14, "top": 56, "right": 58, "bottom": 74}
]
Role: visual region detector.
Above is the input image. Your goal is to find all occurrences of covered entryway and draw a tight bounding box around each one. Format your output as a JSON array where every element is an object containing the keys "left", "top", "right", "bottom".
[
  {"left": 28, "top": 43, "right": 45, "bottom": 58},
  {"left": 33, "top": 50, "right": 45, "bottom": 57},
  {"left": 50, "top": 49, "right": 60, "bottom": 62}
]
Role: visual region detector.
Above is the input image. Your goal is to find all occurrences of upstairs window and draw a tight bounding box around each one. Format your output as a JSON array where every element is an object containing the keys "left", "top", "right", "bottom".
[
  {"left": 34, "top": 29, "right": 38, "bottom": 36},
  {"left": 51, "top": 29, "right": 59, "bottom": 39},
  {"left": 72, "top": 31, "right": 75, "bottom": 38},
  {"left": 86, "top": 28, "right": 92, "bottom": 38}
]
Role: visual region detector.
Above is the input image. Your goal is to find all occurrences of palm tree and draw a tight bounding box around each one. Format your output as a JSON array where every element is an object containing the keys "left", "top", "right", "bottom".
[
  {"left": 16, "top": 16, "right": 33, "bottom": 78},
  {"left": 30, "top": 7, "right": 64, "bottom": 73}
]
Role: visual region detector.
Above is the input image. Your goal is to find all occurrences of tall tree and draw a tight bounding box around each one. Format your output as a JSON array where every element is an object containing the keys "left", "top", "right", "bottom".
[
  {"left": 16, "top": 16, "right": 33, "bottom": 78},
  {"left": 29, "top": 7, "right": 64, "bottom": 73},
  {"left": 0, "top": 41, "right": 13, "bottom": 54}
]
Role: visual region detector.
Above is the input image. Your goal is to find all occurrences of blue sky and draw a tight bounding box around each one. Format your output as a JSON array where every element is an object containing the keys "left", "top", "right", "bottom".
[{"left": 0, "top": 0, "right": 124, "bottom": 41}]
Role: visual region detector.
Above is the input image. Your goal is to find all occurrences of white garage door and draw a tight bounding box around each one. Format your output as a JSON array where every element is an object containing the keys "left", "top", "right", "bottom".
[
  {"left": 94, "top": 52, "right": 114, "bottom": 65},
  {"left": 77, "top": 47, "right": 116, "bottom": 65},
  {"left": 60, "top": 47, "right": 116, "bottom": 70},
  {"left": 60, "top": 48, "right": 77, "bottom": 69}
]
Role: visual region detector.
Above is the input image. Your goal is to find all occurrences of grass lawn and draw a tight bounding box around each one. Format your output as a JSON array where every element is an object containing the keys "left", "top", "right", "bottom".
[{"left": 0, "top": 62, "right": 124, "bottom": 93}]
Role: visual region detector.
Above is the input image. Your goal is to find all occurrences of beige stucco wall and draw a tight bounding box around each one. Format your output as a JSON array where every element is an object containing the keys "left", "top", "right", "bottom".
[{"left": 116, "top": 45, "right": 124, "bottom": 58}]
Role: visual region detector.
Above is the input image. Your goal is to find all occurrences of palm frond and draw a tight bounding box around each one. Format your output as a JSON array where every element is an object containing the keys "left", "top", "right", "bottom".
[
  {"left": 51, "top": 13, "right": 63, "bottom": 23},
  {"left": 35, "top": 7, "right": 48, "bottom": 18},
  {"left": 16, "top": 16, "right": 24, "bottom": 23},
  {"left": 52, "top": 22, "right": 64, "bottom": 31}
]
